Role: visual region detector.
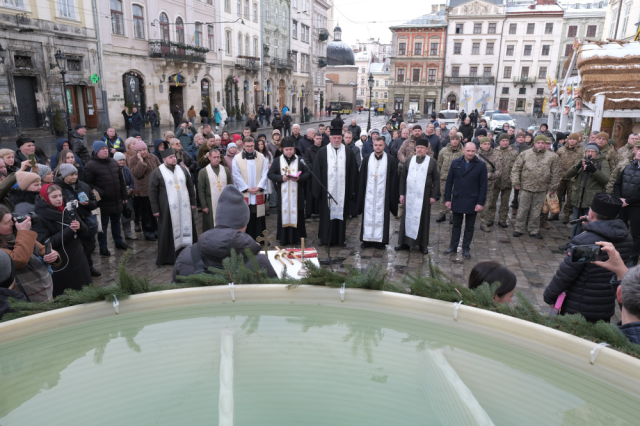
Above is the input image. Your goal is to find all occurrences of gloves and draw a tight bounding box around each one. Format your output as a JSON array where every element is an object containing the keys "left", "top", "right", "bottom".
[{"left": 585, "top": 162, "right": 597, "bottom": 173}]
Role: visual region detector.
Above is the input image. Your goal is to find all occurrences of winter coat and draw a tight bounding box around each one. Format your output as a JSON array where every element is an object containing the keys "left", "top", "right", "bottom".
[
  {"left": 607, "top": 153, "right": 634, "bottom": 194},
  {"left": 494, "top": 145, "right": 518, "bottom": 189},
  {"left": 511, "top": 147, "right": 560, "bottom": 193},
  {"left": 477, "top": 148, "right": 502, "bottom": 190},
  {"left": 565, "top": 154, "right": 610, "bottom": 208},
  {"left": 214, "top": 111, "right": 222, "bottom": 124},
  {"left": 348, "top": 124, "right": 362, "bottom": 140},
  {"left": 175, "top": 127, "right": 195, "bottom": 151},
  {"left": 459, "top": 123, "right": 474, "bottom": 142},
  {"left": 297, "top": 135, "right": 314, "bottom": 157},
  {"left": 0, "top": 173, "right": 17, "bottom": 210},
  {"left": 599, "top": 143, "right": 619, "bottom": 174},
  {"left": 1, "top": 230, "right": 48, "bottom": 270},
  {"left": 271, "top": 115, "right": 284, "bottom": 131},
  {"left": 265, "top": 108, "right": 271, "bottom": 118},
  {"left": 618, "top": 321, "right": 640, "bottom": 345},
  {"left": 49, "top": 138, "right": 83, "bottom": 171},
  {"left": 437, "top": 144, "right": 464, "bottom": 182},
  {"left": 172, "top": 228, "right": 276, "bottom": 282},
  {"left": 128, "top": 152, "right": 161, "bottom": 197},
  {"left": 187, "top": 108, "right": 197, "bottom": 119},
  {"left": 199, "top": 108, "right": 209, "bottom": 119},
  {"left": 84, "top": 152, "right": 127, "bottom": 215},
  {"left": 153, "top": 139, "right": 169, "bottom": 162},
  {"left": 397, "top": 137, "right": 417, "bottom": 164},
  {"left": 345, "top": 142, "right": 362, "bottom": 169},
  {"left": 304, "top": 144, "right": 322, "bottom": 171},
  {"left": 246, "top": 119, "right": 260, "bottom": 132},
  {"left": 102, "top": 133, "right": 126, "bottom": 155},
  {"left": 544, "top": 219, "right": 633, "bottom": 321},
  {"left": 362, "top": 137, "right": 374, "bottom": 158},
  {"left": 513, "top": 141, "right": 531, "bottom": 154},
  {"left": 283, "top": 114, "right": 292, "bottom": 128},
  {"left": 258, "top": 106, "right": 266, "bottom": 116},
  {"left": 54, "top": 177, "right": 98, "bottom": 220},
  {"left": 381, "top": 131, "right": 392, "bottom": 146},
  {"left": 32, "top": 196, "right": 92, "bottom": 296},
  {"left": 14, "top": 150, "right": 45, "bottom": 171},
  {"left": 423, "top": 133, "right": 441, "bottom": 159},
  {"left": 175, "top": 149, "right": 196, "bottom": 174},
  {"left": 70, "top": 131, "right": 90, "bottom": 165},
  {"left": 131, "top": 112, "right": 143, "bottom": 130},
  {"left": 122, "top": 110, "right": 132, "bottom": 130},
  {"left": 8, "top": 189, "right": 39, "bottom": 213},
  {"left": 444, "top": 156, "right": 489, "bottom": 214},
  {"left": 556, "top": 144, "right": 585, "bottom": 181},
  {"left": 614, "top": 160, "right": 640, "bottom": 205},
  {"left": 146, "top": 109, "right": 158, "bottom": 123}
]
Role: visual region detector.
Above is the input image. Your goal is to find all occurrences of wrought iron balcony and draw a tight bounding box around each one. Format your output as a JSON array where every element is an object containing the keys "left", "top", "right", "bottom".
[
  {"left": 318, "top": 56, "right": 327, "bottom": 68},
  {"left": 513, "top": 76, "right": 537, "bottom": 86},
  {"left": 444, "top": 76, "right": 495, "bottom": 85},
  {"left": 319, "top": 28, "right": 330, "bottom": 42},
  {"left": 149, "top": 40, "right": 208, "bottom": 62},
  {"left": 235, "top": 56, "right": 261, "bottom": 72},
  {"left": 271, "top": 58, "right": 294, "bottom": 71}
]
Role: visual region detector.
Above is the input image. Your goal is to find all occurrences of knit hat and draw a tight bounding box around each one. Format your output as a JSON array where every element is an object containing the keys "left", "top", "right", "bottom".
[
  {"left": 370, "top": 128, "right": 380, "bottom": 136},
  {"left": 269, "top": 130, "right": 279, "bottom": 137},
  {"left": 74, "top": 124, "right": 86, "bottom": 130},
  {"left": 232, "top": 134, "right": 242, "bottom": 143},
  {"left": 160, "top": 148, "right": 176, "bottom": 159},
  {"left": 16, "top": 171, "right": 41, "bottom": 190},
  {"left": 16, "top": 136, "right": 35, "bottom": 149},
  {"left": 227, "top": 143, "right": 237, "bottom": 150},
  {"left": 258, "top": 133, "right": 268, "bottom": 140},
  {"left": 528, "top": 126, "right": 535, "bottom": 131},
  {"left": 59, "top": 163, "right": 78, "bottom": 179},
  {"left": 533, "top": 135, "right": 548, "bottom": 143},
  {"left": 567, "top": 132, "right": 580, "bottom": 140},
  {"left": 476, "top": 128, "right": 487, "bottom": 137},
  {"left": 114, "top": 152, "right": 126, "bottom": 161},
  {"left": 596, "top": 132, "right": 609, "bottom": 140},
  {"left": 590, "top": 193, "right": 623, "bottom": 218},
  {"left": 415, "top": 138, "right": 429, "bottom": 148},
  {"left": 93, "top": 140, "right": 107, "bottom": 153},
  {"left": 479, "top": 137, "right": 491, "bottom": 144},
  {"left": 499, "top": 133, "right": 511, "bottom": 142},
  {"left": 634, "top": 140, "right": 640, "bottom": 148},
  {"left": 36, "top": 164, "right": 51, "bottom": 180},
  {"left": 130, "top": 131, "right": 142, "bottom": 138},
  {"left": 585, "top": 143, "right": 600, "bottom": 153},
  {"left": 555, "top": 132, "right": 565, "bottom": 141},
  {"left": 134, "top": 140, "right": 148, "bottom": 151},
  {"left": 0, "top": 250, "right": 16, "bottom": 288},
  {"left": 214, "top": 185, "right": 250, "bottom": 229}
]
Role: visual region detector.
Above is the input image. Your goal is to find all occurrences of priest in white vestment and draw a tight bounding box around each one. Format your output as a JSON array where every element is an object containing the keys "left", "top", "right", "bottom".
[{"left": 197, "top": 148, "right": 234, "bottom": 233}]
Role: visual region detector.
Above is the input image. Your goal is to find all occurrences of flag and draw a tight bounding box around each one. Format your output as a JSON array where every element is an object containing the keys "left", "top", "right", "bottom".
[{"left": 175, "top": 72, "right": 181, "bottom": 87}]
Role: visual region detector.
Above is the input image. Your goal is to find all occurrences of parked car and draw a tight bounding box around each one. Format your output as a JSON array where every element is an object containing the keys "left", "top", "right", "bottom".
[
  {"left": 489, "top": 113, "right": 515, "bottom": 132},
  {"left": 482, "top": 110, "right": 497, "bottom": 122},
  {"left": 438, "top": 110, "right": 459, "bottom": 127}
]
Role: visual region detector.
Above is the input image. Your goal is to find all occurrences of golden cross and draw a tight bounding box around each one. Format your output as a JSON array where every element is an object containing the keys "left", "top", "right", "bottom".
[
  {"left": 282, "top": 165, "right": 292, "bottom": 175},
  {"left": 373, "top": 173, "right": 378, "bottom": 180},
  {"left": 174, "top": 183, "right": 180, "bottom": 192},
  {"left": 256, "top": 229, "right": 275, "bottom": 254}
]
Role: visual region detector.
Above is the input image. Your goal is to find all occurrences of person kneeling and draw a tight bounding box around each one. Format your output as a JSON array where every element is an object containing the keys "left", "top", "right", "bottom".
[{"left": 172, "top": 185, "right": 276, "bottom": 282}]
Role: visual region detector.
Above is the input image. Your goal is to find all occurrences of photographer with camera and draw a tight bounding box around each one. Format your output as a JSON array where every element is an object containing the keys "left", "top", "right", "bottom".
[
  {"left": 544, "top": 194, "right": 633, "bottom": 323},
  {"left": 32, "top": 184, "right": 92, "bottom": 296},
  {"left": 0, "top": 204, "right": 59, "bottom": 301}
]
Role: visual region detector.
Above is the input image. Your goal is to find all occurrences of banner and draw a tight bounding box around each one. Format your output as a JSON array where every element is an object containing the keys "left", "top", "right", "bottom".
[
  {"left": 459, "top": 85, "right": 495, "bottom": 112},
  {"left": 460, "top": 86, "right": 474, "bottom": 112}
]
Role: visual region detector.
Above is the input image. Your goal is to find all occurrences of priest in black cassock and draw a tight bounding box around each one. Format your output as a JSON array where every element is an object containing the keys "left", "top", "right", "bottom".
[
  {"left": 267, "top": 136, "right": 311, "bottom": 245},
  {"left": 312, "top": 116, "right": 359, "bottom": 246},
  {"left": 395, "top": 138, "right": 440, "bottom": 254},
  {"left": 356, "top": 136, "right": 399, "bottom": 249},
  {"left": 149, "top": 148, "right": 198, "bottom": 265}
]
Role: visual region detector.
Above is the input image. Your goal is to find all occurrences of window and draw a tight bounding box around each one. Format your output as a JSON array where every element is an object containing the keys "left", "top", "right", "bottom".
[
  {"left": 253, "top": 38, "right": 258, "bottom": 56},
  {"left": 564, "top": 43, "right": 572, "bottom": 56},
  {"left": 454, "top": 42, "right": 461, "bottom": 54},
  {"left": 452, "top": 66, "right": 459, "bottom": 77},
  {"left": 225, "top": 0, "right": 230, "bottom": 12},
  {"left": 414, "top": 42, "right": 422, "bottom": 56},
  {"left": 293, "top": 0, "right": 297, "bottom": 7},
  {"left": 397, "top": 68, "right": 405, "bottom": 82},
  {"left": 488, "top": 23, "right": 496, "bottom": 34},
  {"left": 456, "top": 23, "right": 464, "bottom": 34},
  {"left": 208, "top": 26, "right": 215, "bottom": 50},
  {"left": 620, "top": 2, "right": 632, "bottom": 37},
  {"left": 360, "top": 90, "right": 364, "bottom": 96},
  {"left": 503, "top": 66, "right": 511, "bottom": 78},
  {"left": 521, "top": 66, "right": 529, "bottom": 77},
  {"left": 526, "top": 23, "right": 535, "bottom": 34},
  {"left": 502, "top": 87, "right": 509, "bottom": 95},
  {"left": 59, "top": 0, "right": 75, "bottom": 19},
  {"left": 523, "top": 45, "right": 532, "bottom": 56},
  {"left": 499, "top": 98, "right": 509, "bottom": 110},
  {"left": 586, "top": 25, "right": 597, "bottom": 38},
  {"left": 160, "top": 12, "right": 170, "bottom": 42},
  {"left": 2, "top": 0, "right": 27, "bottom": 9},
  {"left": 301, "top": 53, "right": 309, "bottom": 72},
  {"left": 237, "top": 33, "right": 242, "bottom": 55},
  {"left": 509, "top": 23, "right": 517, "bottom": 34},
  {"left": 384, "top": 92, "right": 388, "bottom": 99},
  {"left": 244, "top": 0, "right": 249, "bottom": 19},
  {"left": 470, "top": 66, "right": 477, "bottom": 77},
  {"left": 428, "top": 69, "right": 436, "bottom": 82},
  {"left": 506, "top": 45, "right": 514, "bottom": 56},
  {"left": 541, "top": 45, "right": 550, "bottom": 56},
  {"left": 483, "top": 66, "right": 491, "bottom": 77},
  {"left": 195, "top": 23, "right": 203, "bottom": 47},
  {"left": 237, "top": 0, "right": 241, "bottom": 15},
  {"left": 486, "top": 42, "right": 494, "bottom": 55},
  {"left": 133, "top": 5, "right": 144, "bottom": 39},
  {"left": 609, "top": 9, "right": 618, "bottom": 38},
  {"left": 225, "top": 30, "right": 231, "bottom": 54},
  {"left": 292, "top": 21, "right": 297, "bottom": 39},
  {"left": 245, "top": 35, "right": 249, "bottom": 57},
  {"left": 538, "top": 66, "right": 547, "bottom": 79},
  {"left": 266, "top": 2, "right": 270, "bottom": 21},
  {"left": 361, "top": 68, "right": 365, "bottom": 73},
  {"left": 110, "top": 0, "right": 124, "bottom": 35},
  {"left": 360, "top": 78, "right": 364, "bottom": 85},
  {"left": 412, "top": 68, "right": 420, "bottom": 82},
  {"left": 472, "top": 43, "right": 480, "bottom": 55},
  {"left": 253, "top": 3, "right": 258, "bottom": 21},
  {"left": 274, "top": 6, "right": 278, "bottom": 24},
  {"left": 385, "top": 80, "right": 388, "bottom": 86},
  {"left": 516, "top": 99, "right": 525, "bottom": 111},
  {"left": 474, "top": 23, "right": 482, "bottom": 34},
  {"left": 537, "top": 88, "right": 544, "bottom": 95},
  {"left": 398, "top": 42, "right": 406, "bottom": 55},
  {"left": 375, "top": 80, "right": 379, "bottom": 87},
  {"left": 176, "top": 17, "right": 185, "bottom": 44},
  {"left": 430, "top": 43, "right": 438, "bottom": 56},
  {"left": 545, "top": 23, "right": 553, "bottom": 34},
  {"left": 67, "top": 58, "right": 81, "bottom": 71},
  {"left": 567, "top": 25, "right": 577, "bottom": 37},
  {"left": 274, "top": 38, "right": 278, "bottom": 58},
  {"left": 519, "top": 88, "right": 526, "bottom": 95}
]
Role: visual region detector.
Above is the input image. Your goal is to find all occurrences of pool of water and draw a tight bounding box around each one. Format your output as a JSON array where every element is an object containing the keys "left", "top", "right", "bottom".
[{"left": 0, "top": 303, "right": 637, "bottom": 425}]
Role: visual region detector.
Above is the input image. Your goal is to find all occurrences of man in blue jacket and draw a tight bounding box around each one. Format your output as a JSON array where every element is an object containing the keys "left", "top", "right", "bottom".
[
  {"left": 131, "top": 107, "right": 144, "bottom": 132},
  {"left": 443, "top": 142, "right": 488, "bottom": 259}
]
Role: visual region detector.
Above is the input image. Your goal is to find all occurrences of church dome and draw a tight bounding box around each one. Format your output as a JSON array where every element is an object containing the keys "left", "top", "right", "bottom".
[{"left": 326, "top": 23, "right": 355, "bottom": 66}]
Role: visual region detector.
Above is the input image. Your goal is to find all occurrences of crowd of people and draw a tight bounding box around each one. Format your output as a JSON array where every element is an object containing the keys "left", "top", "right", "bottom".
[{"left": 1, "top": 109, "right": 640, "bottom": 344}]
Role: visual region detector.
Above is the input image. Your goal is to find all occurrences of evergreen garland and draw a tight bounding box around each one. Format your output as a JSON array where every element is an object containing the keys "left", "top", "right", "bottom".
[{"left": 224, "top": 76, "right": 241, "bottom": 120}]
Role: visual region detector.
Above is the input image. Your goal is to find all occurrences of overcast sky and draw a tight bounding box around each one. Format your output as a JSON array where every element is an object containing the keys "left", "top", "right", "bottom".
[{"left": 334, "top": 0, "right": 442, "bottom": 46}]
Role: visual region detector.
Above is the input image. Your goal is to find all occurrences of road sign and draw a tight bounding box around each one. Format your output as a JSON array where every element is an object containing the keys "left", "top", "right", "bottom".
[{"left": 91, "top": 74, "right": 100, "bottom": 84}]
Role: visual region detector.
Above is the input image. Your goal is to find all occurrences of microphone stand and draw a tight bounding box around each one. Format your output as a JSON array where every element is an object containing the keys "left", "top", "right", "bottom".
[{"left": 306, "top": 164, "right": 347, "bottom": 271}]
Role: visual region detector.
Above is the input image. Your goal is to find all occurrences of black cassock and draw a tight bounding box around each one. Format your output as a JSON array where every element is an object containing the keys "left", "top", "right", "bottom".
[
  {"left": 303, "top": 144, "right": 321, "bottom": 216},
  {"left": 267, "top": 155, "right": 311, "bottom": 245},
  {"left": 149, "top": 166, "right": 198, "bottom": 265},
  {"left": 397, "top": 155, "right": 440, "bottom": 248},
  {"left": 356, "top": 153, "right": 399, "bottom": 245},
  {"left": 312, "top": 145, "right": 359, "bottom": 245}
]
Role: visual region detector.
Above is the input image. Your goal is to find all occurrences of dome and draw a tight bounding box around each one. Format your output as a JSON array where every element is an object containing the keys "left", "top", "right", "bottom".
[
  {"left": 327, "top": 41, "right": 355, "bottom": 66},
  {"left": 334, "top": 25, "right": 342, "bottom": 33}
]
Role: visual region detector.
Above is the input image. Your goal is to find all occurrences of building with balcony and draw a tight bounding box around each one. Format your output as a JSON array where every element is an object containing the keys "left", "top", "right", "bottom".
[
  {"left": 354, "top": 51, "right": 372, "bottom": 107},
  {"left": 262, "top": 0, "right": 293, "bottom": 112},
  {"left": 388, "top": 12, "right": 447, "bottom": 116},
  {"left": 369, "top": 59, "right": 391, "bottom": 111},
  {"left": 311, "top": 0, "right": 331, "bottom": 114},
  {"left": 443, "top": 0, "right": 506, "bottom": 112},
  {"left": 351, "top": 38, "right": 392, "bottom": 62},
  {"left": 290, "top": 0, "right": 312, "bottom": 117}
]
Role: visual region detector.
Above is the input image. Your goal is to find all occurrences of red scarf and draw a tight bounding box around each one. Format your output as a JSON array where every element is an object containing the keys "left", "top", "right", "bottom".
[{"left": 40, "top": 184, "right": 64, "bottom": 212}]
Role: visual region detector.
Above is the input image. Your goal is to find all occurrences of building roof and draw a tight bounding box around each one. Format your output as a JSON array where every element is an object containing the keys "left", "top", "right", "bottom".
[
  {"left": 354, "top": 51, "right": 371, "bottom": 61},
  {"left": 447, "top": 0, "right": 505, "bottom": 6},
  {"left": 327, "top": 41, "right": 356, "bottom": 66},
  {"left": 370, "top": 58, "right": 390, "bottom": 74},
  {"left": 506, "top": 4, "right": 564, "bottom": 14},
  {"left": 390, "top": 11, "right": 447, "bottom": 29}
]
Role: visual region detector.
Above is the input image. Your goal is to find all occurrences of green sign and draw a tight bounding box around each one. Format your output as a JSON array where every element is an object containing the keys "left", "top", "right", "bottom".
[{"left": 91, "top": 74, "right": 100, "bottom": 84}]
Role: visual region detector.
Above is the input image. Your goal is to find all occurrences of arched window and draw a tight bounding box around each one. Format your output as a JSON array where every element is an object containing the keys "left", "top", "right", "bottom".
[
  {"left": 133, "top": 5, "right": 145, "bottom": 39},
  {"left": 176, "top": 17, "right": 185, "bottom": 44},
  {"left": 160, "top": 13, "right": 170, "bottom": 42},
  {"left": 111, "top": 0, "right": 124, "bottom": 35},
  {"left": 238, "top": 33, "right": 243, "bottom": 55},
  {"left": 245, "top": 35, "right": 250, "bottom": 57},
  {"left": 208, "top": 25, "right": 215, "bottom": 50},
  {"left": 195, "top": 22, "right": 203, "bottom": 46}
]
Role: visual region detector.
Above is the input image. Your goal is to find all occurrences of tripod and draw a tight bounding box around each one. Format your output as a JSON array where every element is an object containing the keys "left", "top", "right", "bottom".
[{"left": 306, "top": 166, "right": 347, "bottom": 271}]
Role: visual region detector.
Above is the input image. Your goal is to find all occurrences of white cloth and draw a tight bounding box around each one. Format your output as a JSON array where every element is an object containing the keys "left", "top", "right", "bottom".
[
  {"left": 326, "top": 144, "right": 346, "bottom": 220},
  {"left": 280, "top": 156, "right": 299, "bottom": 227},
  {"left": 405, "top": 155, "right": 430, "bottom": 240},
  {"left": 158, "top": 164, "right": 193, "bottom": 250},
  {"left": 363, "top": 153, "right": 388, "bottom": 242},
  {"left": 205, "top": 164, "right": 227, "bottom": 225},
  {"left": 232, "top": 153, "right": 269, "bottom": 205}
]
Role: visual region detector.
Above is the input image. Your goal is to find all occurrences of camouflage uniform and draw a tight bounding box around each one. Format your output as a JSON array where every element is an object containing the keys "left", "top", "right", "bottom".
[
  {"left": 617, "top": 144, "right": 635, "bottom": 165},
  {"left": 540, "top": 149, "right": 560, "bottom": 228},
  {"left": 606, "top": 149, "right": 635, "bottom": 193},
  {"left": 555, "top": 143, "right": 584, "bottom": 220},
  {"left": 477, "top": 147, "right": 502, "bottom": 225},
  {"left": 436, "top": 143, "right": 464, "bottom": 216},
  {"left": 599, "top": 143, "right": 619, "bottom": 175},
  {"left": 511, "top": 147, "right": 560, "bottom": 235},
  {"left": 493, "top": 145, "right": 518, "bottom": 223}
]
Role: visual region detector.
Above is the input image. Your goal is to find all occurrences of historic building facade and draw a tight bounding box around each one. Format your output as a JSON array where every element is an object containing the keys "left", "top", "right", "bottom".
[
  {"left": 290, "top": 0, "right": 312, "bottom": 116},
  {"left": 262, "top": 0, "right": 293, "bottom": 112},
  {"left": 603, "top": 0, "right": 639, "bottom": 41}
]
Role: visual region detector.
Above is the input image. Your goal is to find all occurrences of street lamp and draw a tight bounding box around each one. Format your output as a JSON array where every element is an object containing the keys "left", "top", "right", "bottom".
[
  {"left": 366, "top": 72, "right": 374, "bottom": 132},
  {"left": 54, "top": 49, "right": 73, "bottom": 141},
  {"left": 300, "top": 84, "right": 305, "bottom": 123}
]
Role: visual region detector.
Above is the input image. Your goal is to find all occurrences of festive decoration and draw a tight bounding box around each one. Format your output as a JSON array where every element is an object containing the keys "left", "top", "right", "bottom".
[
  {"left": 224, "top": 75, "right": 241, "bottom": 120},
  {"left": 548, "top": 78, "right": 558, "bottom": 107}
]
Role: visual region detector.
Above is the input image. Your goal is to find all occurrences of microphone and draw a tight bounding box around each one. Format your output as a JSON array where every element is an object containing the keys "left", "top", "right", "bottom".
[{"left": 569, "top": 217, "right": 588, "bottom": 225}]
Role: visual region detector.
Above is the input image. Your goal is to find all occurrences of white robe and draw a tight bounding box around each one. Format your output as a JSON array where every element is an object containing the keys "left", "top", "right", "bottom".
[
  {"left": 405, "top": 155, "right": 430, "bottom": 240},
  {"left": 362, "top": 152, "right": 388, "bottom": 242},
  {"left": 158, "top": 164, "right": 193, "bottom": 250},
  {"left": 326, "top": 144, "right": 347, "bottom": 221}
]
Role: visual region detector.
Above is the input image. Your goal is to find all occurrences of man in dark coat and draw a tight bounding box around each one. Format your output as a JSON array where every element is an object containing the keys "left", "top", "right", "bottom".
[
  {"left": 422, "top": 122, "right": 441, "bottom": 159},
  {"left": 347, "top": 119, "right": 361, "bottom": 140},
  {"left": 13, "top": 136, "right": 45, "bottom": 170},
  {"left": 303, "top": 132, "right": 323, "bottom": 217},
  {"left": 615, "top": 265, "right": 640, "bottom": 344},
  {"left": 70, "top": 124, "right": 91, "bottom": 165},
  {"left": 171, "top": 104, "right": 182, "bottom": 128},
  {"left": 544, "top": 194, "right": 633, "bottom": 323},
  {"left": 459, "top": 117, "right": 474, "bottom": 143},
  {"left": 357, "top": 137, "right": 398, "bottom": 249},
  {"left": 389, "top": 128, "right": 408, "bottom": 160},
  {"left": 264, "top": 106, "right": 271, "bottom": 126},
  {"left": 614, "top": 145, "right": 640, "bottom": 267},
  {"left": 283, "top": 111, "right": 292, "bottom": 137},
  {"left": 443, "top": 142, "right": 488, "bottom": 259},
  {"left": 258, "top": 105, "right": 266, "bottom": 126},
  {"left": 84, "top": 141, "right": 130, "bottom": 256},
  {"left": 271, "top": 112, "right": 284, "bottom": 133},
  {"left": 149, "top": 148, "right": 198, "bottom": 265},
  {"left": 267, "top": 137, "right": 311, "bottom": 245},
  {"left": 298, "top": 128, "right": 315, "bottom": 157},
  {"left": 131, "top": 107, "right": 144, "bottom": 132},
  {"left": 395, "top": 139, "right": 440, "bottom": 253},
  {"left": 246, "top": 114, "right": 260, "bottom": 134}
]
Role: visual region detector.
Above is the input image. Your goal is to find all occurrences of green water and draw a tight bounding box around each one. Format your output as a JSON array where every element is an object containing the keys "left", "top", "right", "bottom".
[{"left": 0, "top": 303, "right": 638, "bottom": 425}]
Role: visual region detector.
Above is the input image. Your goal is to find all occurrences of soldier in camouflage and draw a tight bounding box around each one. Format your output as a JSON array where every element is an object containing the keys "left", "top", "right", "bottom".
[
  {"left": 477, "top": 137, "right": 502, "bottom": 232},
  {"left": 555, "top": 132, "right": 584, "bottom": 223},
  {"left": 436, "top": 132, "right": 464, "bottom": 222},
  {"left": 540, "top": 137, "right": 560, "bottom": 230},
  {"left": 511, "top": 135, "right": 560, "bottom": 239},
  {"left": 492, "top": 133, "right": 518, "bottom": 227},
  {"left": 607, "top": 147, "right": 637, "bottom": 193},
  {"left": 594, "top": 132, "right": 619, "bottom": 173},
  {"left": 616, "top": 133, "right": 639, "bottom": 166}
]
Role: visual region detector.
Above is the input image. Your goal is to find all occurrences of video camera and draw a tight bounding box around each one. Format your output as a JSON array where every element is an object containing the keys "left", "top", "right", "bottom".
[
  {"left": 11, "top": 211, "right": 38, "bottom": 225},
  {"left": 66, "top": 200, "right": 79, "bottom": 220}
]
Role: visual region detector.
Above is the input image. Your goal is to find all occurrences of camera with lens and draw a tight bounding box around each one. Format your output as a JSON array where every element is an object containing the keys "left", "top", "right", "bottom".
[
  {"left": 66, "top": 200, "right": 79, "bottom": 220},
  {"left": 11, "top": 212, "right": 38, "bottom": 225}
]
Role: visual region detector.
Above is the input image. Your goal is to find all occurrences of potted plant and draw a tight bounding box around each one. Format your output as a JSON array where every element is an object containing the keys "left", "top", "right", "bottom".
[
  {"left": 229, "top": 105, "right": 236, "bottom": 122},
  {"left": 53, "top": 109, "right": 65, "bottom": 136}
]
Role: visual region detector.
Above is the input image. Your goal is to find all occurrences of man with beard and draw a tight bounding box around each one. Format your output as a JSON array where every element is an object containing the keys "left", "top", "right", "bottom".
[
  {"left": 357, "top": 137, "right": 399, "bottom": 249},
  {"left": 198, "top": 149, "right": 234, "bottom": 233},
  {"left": 397, "top": 125, "right": 423, "bottom": 165},
  {"left": 232, "top": 137, "right": 269, "bottom": 240},
  {"left": 149, "top": 148, "right": 198, "bottom": 265},
  {"left": 395, "top": 138, "right": 440, "bottom": 254},
  {"left": 304, "top": 132, "right": 324, "bottom": 218},
  {"left": 556, "top": 133, "right": 585, "bottom": 223},
  {"left": 312, "top": 118, "right": 359, "bottom": 246},
  {"left": 267, "top": 137, "right": 311, "bottom": 245}
]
